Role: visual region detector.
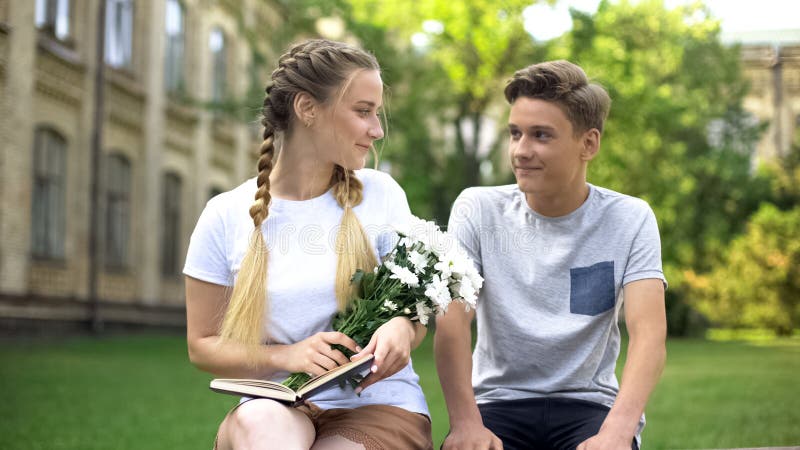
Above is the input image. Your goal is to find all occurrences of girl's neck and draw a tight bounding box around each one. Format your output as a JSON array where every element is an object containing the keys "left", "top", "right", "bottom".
[{"left": 269, "top": 138, "right": 335, "bottom": 201}]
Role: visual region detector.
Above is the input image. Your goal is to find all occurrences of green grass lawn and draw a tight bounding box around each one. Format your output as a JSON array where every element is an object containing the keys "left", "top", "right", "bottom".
[{"left": 1, "top": 332, "right": 798, "bottom": 449}]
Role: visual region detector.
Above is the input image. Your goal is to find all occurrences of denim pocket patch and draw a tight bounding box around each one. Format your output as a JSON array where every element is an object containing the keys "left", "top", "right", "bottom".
[{"left": 569, "top": 261, "right": 615, "bottom": 316}]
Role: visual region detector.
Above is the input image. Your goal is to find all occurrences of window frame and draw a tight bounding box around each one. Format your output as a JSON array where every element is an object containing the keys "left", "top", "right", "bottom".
[
  {"left": 30, "top": 126, "right": 67, "bottom": 261},
  {"left": 164, "top": 0, "right": 186, "bottom": 94},
  {"left": 35, "top": 0, "right": 71, "bottom": 41},
  {"left": 104, "top": 0, "right": 134, "bottom": 69},
  {"left": 104, "top": 153, "right": 131, "bottom": 270},
  {"left": 160, "top": 172, "right": 182, "bottom": 277},
  {"left": 209, "top": 26, "right": 228, "bottom": 103}
]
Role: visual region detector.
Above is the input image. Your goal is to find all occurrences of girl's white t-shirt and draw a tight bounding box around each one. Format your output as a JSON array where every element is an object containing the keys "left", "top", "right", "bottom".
[{"left": 184, "top": 168, "right": 429, "bottom": 415}]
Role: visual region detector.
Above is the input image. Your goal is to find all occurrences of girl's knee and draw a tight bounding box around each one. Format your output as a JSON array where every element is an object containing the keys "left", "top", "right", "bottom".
[
  {"left": 219, "top": 400, "right": 314, "bottom": 449},
  {"left": 228, "top": 400, "right": 286, "bottom": 431}
]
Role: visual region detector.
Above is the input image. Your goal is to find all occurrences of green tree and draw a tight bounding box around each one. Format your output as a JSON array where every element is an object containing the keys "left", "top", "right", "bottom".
[
  {"left": 685, "top": 203, "right": 800, "bottom": 336},
  {"left": 552, "top": 0, "right": 771, "bottom": 334},
  {"left": 763, "top": 130, "right": 800, "bottom": 210},
  {"left": 686, "top": 130, "right": 800, "bottom": 335},
  {"left": 341, "top": 14, "right": 455, "bottom": 221},
  {"left": 346, "top": 0, "right": 542, "bottom": 221}
]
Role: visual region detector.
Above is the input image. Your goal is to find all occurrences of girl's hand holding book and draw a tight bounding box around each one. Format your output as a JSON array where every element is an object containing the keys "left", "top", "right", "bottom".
[
  {"left": 350, "top": 316, "right": 416, "bottom": 392},
  {"left": 282, "top": 331, "right": 361, "bottom": 376}
]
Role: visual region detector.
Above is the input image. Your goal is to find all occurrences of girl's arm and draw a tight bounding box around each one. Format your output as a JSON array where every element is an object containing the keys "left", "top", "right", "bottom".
[{"left": 186, "top": 276, "right": 360, "bottom": 379}]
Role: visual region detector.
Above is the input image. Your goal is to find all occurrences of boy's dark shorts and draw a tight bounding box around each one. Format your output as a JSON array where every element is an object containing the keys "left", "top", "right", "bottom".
[{"left": 477, "top": 397, "right": 638, "bottom": 450}]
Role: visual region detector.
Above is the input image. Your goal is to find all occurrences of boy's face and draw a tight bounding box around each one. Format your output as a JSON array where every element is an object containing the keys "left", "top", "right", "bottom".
[{"left": 507, "top": 97, "right": 597, "bottom": 197}]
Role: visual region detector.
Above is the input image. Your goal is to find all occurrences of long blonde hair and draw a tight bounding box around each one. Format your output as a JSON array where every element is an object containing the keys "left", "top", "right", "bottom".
[{"left": 219, "top": 39, "right": 380, "bottom": 357}]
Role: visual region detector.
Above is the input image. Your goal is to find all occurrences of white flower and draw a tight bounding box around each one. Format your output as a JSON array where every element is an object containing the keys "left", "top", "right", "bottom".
[
  {"left": 424, "top": 275, "right": 452, "bottom": 312},
  {"left": 415, "top": 301, "right": 434, "bottom": 326},
  {"left": 383, "top": 299, "right": 398, "bottom": 311},
  {"left": 407, "top": 250, "right": 429, "bottom": 273},
  {"left": 458, "top": 282, "right": 478, "bottom": 310},
  {"left": 397, "top": 217, "right": 442, "bottom": 252},
  {"left": 398, "top": 237, "right": 415, "bottom": 249},
  {"left": 393, "top": 220, "right": 411, "bottom": 237},
  {"left": 389, "top": 264, "right": 419, "bottom": 287},
  {"left": 430, "top": 232, "right": 458, "bottom": 257},
  {"left": 433, "top": 259, "right": 453, "bottom": 280},
  {"left": 436, "top": 256, "right": 467, "bottom": 281},
  {"left": 403, "top": 307, "right": 412, "bottom": 315},
  {"left": 447, "top": 252, "right": 469, "bottom": 277},
  {"left": 448, "top": 278, "right": 479, "bottom": 312},
  {"left": 458, "top": 280, "right": 476, "bottom": 299},
  {"left": 465, "top": 265, "right": 484, "bottom": 290}
]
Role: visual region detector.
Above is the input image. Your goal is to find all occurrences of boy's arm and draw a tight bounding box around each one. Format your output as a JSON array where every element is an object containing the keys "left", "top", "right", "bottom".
[
  {"left": 435, "top": 306, "right": 503, "bottom": 450},
  {"left": 578, "top": 278, "right": 667, "bottom": 450}
]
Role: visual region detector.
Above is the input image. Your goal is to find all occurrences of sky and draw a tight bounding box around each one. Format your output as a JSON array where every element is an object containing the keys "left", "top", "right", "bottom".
[{"left": 523, "top": 0, "right": 800, "bottom": 41}]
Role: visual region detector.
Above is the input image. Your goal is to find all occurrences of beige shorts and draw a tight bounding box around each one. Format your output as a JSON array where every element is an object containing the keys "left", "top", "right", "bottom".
[{"left": 215, "top": 400, "right": 433, "bottom": 450}]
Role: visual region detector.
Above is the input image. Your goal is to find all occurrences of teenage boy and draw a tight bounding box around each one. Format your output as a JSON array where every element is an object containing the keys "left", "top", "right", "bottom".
[{"left": 435, "top": 60, "right": 667, "bottom": 450}]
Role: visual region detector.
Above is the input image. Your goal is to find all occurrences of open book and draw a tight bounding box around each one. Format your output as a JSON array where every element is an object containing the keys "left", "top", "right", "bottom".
[{"left": 210, "top": 355, "right": 374, "bottom": 406}]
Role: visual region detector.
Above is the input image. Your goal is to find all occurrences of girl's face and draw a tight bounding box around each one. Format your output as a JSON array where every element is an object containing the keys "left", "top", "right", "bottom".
[{"left": 314, "top": 69, "right": 385, "bottom": 171}]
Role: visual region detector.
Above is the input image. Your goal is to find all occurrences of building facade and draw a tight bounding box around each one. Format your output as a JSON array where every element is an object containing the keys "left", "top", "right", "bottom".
[
  {"left": 0, "top": 0, "right": 277, "bottom": 331},
  {"left": 730, "top": 30, "right": 800, "bottom": 162}
]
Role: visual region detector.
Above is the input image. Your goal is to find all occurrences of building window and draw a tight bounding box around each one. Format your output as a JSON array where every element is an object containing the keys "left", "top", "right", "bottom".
[
  {"left": 161, "top": 172, "right": 182, "bottom": 276},
  {"left": 164, "top": 0, "right": 185, "bottom": 94},
  {"left": 105, "top": 0, "right": 133, "bottom": 68},
  {"left": 31, "top": 127, "right": 67, "bottom": 260},
  {"left": 105, "top": 153, "right": 131, "bottom": 269},
  {"left": 209, "top": 27, "right": 227, "bottom": 102},
  {"left": 35, "top": 0, "right": 70, "bottom": 40}
]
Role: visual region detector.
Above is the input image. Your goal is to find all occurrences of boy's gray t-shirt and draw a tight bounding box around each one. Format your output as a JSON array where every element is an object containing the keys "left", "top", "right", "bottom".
[{"left": 448, "top": 183, "right": 666, "bottom": 437}]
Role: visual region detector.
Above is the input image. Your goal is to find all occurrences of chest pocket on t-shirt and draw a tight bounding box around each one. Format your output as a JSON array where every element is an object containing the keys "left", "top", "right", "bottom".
[{"left": 569, "top": 261, "right": 615, "bottom": 316}]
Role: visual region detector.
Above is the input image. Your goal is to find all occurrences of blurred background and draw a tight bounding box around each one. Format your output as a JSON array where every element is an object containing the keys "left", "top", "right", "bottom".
[{"left": 1, "top": 0, "right": 798, "bottom": 448}]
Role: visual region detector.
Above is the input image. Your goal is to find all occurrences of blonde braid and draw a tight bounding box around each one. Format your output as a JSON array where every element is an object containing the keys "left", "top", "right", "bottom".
[
  {"left": 218, "top": 129, "right": 275, "bottom": 356},
  {"left": 250, "top": 134, "right": 275, "bottom": 226},
  {"left": 332, "top": 166, "right": 378, "bottom": 310}
]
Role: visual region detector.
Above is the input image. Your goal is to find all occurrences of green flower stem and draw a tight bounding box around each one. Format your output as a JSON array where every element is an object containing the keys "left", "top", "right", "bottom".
[
  {"left": 282, "top": 371, "right": 311, "bottom": 389},
  {"left": 281, "top": 276, "right": 416, "bottom": 391}
]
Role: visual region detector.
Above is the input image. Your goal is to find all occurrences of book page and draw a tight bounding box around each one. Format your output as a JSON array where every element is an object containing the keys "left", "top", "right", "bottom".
[{"left": 210, "top": 379, "right": 296, "bottom": 403}]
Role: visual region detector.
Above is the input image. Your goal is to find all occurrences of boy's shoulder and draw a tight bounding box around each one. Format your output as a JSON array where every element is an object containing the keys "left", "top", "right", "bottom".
[
  {"left": 457, "top": 184, "right": 519, "bottom": 204},
  {"left": 450, "top": 185, "right": 519, "bottom": 228},
  {"left": 589, "top": 184, "right": 653, "bottom": 214}
]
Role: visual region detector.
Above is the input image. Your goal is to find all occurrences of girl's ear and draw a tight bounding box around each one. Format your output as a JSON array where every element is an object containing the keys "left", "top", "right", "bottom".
[
  {"left": 293, "top": 92, "right": 317, "bottom": 127},
  {"left": 580, "top": 128, "right": 601, "bottom": 161}
]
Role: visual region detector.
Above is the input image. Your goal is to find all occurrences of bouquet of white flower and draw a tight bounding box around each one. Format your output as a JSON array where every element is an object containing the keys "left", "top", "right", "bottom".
[{"left": 283, "top": 217, "right": 483, "bottom": 390}]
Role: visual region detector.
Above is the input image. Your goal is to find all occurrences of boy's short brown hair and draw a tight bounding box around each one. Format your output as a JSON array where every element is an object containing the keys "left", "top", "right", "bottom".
[{"left": 504, "top": 60, "right": 611, "bottom": 135}]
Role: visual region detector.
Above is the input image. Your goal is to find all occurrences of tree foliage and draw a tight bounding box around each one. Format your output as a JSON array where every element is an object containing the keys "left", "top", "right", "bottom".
[
  {"left": 545, "top": 0, "right": 775, "bottom": 333},
  {"left": 685, "top": 133, "right": 800, "bottom": 335},
  {"left": 556, "top": 0, "right": 768, "bottom": 270},
  {"left": 346, "top": 0, "right": 542, "bottom": 221},
  {"left": 684, "top": 203, "right": 800, "bottom": 335}
]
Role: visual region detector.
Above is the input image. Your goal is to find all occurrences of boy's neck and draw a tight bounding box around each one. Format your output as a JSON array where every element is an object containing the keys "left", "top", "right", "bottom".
[{"left": 524, "top": 182, "right": 590, "bottom": 218}]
